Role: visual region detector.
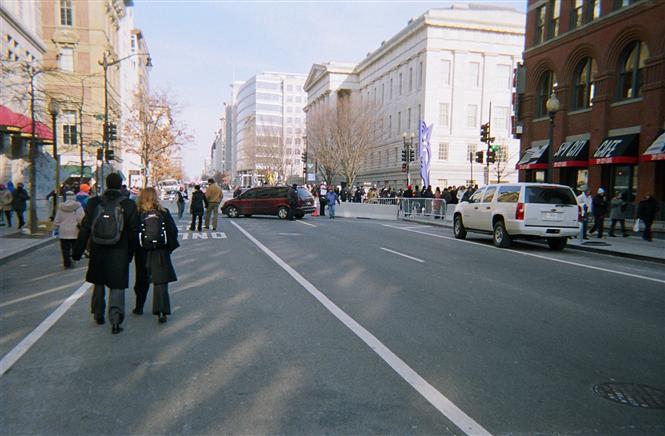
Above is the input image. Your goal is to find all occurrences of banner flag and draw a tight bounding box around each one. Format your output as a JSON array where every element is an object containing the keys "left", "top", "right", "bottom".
[{"left": 418, "top": 120, "right": 433, "bottom": 188}]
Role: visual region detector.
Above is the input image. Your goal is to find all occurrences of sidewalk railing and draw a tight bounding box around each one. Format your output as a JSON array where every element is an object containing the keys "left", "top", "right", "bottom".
[{"left": 398, "top": 198, "right": 447, "bottom": 220}]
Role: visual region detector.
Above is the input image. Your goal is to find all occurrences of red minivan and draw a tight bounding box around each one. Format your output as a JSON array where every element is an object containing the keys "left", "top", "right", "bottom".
[{"left": 221, "top": 186, "right": 315, "bottom": 219}]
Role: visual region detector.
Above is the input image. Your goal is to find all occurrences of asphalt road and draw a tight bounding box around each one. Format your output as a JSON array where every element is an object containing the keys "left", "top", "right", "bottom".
[{"left": 1, "top": 211, "right": 664, "bottom": 435}]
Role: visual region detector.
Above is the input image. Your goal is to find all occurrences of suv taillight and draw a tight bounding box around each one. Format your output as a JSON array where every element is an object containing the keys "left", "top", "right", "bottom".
[{"left": 516, "top": 202, "right": 525, "bottom": 220}]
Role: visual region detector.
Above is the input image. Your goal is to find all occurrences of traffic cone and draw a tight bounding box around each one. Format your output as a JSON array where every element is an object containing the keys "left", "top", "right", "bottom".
[{"left": 313, "top": 205, "right": 318, "bottom": 216}]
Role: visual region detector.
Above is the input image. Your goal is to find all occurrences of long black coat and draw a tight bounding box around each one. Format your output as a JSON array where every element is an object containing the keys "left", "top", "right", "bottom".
[
  {"left": 190, "top": 190, "right": 206, "bottom": 214},
  {"left": 135, "top": 208, "right": 179, "bottom": 285},
  {"left": 11, "top": 187, "right": 29, "bottom": 211},
  {"left": 73, "top": 189, "right": 139, "bottom": 289}
]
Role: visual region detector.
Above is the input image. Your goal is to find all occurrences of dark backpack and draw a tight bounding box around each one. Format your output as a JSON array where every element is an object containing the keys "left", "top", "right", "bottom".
[
  {"left": 139, "top": 210, "right": 167, "bottom": 250},
  {"left": 91, "top": 196, "right": 125, "bottom": 245}
]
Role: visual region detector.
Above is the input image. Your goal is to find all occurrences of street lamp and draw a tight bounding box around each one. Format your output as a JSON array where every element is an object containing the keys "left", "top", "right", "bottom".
[
  {"left": 402, "top": 131, "right": 415, "bottom": 187},
  {"left": 48, "top": 98, "right": 61, "bottom": 214},
  {"left": 546, "top": 84, "right": 560, "bottom": 183},
  {"left": 99, "top": 51, "right": 152, "bottom": 192}
]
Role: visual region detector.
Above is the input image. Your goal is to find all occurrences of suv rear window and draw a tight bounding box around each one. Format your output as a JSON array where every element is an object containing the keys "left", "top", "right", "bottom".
[
  {"left": 297, "top": 187, "right": 312, "bottom": 199},
  {"left": 525, "top": 186, "right": 576, "bottom": 205}
]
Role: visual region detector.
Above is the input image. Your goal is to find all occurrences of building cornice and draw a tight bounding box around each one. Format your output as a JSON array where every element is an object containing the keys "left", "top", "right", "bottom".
[{"left": 0, "top": 6, "right": 47, "bottom": 54}]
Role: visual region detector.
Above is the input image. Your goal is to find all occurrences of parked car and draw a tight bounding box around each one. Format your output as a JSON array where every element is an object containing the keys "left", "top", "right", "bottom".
[
  {"left": 452, "top": 183, "right": 580, "bottom": 250},
  {"left": 221, "top": 186, "right": 315, "bottom": 219}
]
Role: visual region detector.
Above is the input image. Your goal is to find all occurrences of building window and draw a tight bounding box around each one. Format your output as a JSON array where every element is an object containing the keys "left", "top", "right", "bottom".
[
  {"left": 587, "top": 0, "right": 600, "bottom": 21},
  {"left": 407, "top": 108, "right": 412, "bottom": 130},
  {"left": 441, "top": 60, "right": 451, "bottom": 86},
  {"left": 466, "top": 105, "right": 478, "bottom": 128},
  {"left": 419, "top": 61, "right": 423, "bottom": 89},
  {"left": 438, "top": 143, "right": 449, "bottom": 161},
  {"left": 536, "top": 71, "right": 556, "bottom": 117},
  {"left": 614, "top": 0, "right": 637, "bottom": 10},
  {"left": 549, "top": 0, "right": 560, "bottom": 38},
  {"left": 62, "top": 111, "right": 77, "bottom": 145},
  {"left": 470, "top": 62, "right": 480, "bottom": 87},
  {"left": 390, "top": 77, "right": 393, "bottom": 99},
  {"left": 381, "top": 83, "right": 385, "bottom": 103},
  {"left": 496, "top": 65, "right": 511, "bottom": 89},
  {"left": 570, "top": 0, "right": 583, "bottom": 29},
  {"left": 409, "top": 67, "right": 413, "bottom": 91},
  {"left": 573, "top": 57, "right": 597, "bottom": 109},
  {"left": 438, "top": 103, "right": 449, "bottom": 127},
  {"left": 399, "top": 72, "right": 403, "bottom": 95},
  {"left": 535, "top": 5, "right": 547, "bottom": 44},
  {"left": 388, "top": 115, "right": 392, "bottom": 136},
  {"left": 60, "top": 0, "right": 73, "bottom": 26},
  {"left": 397, "top": 112, "right": 401, "bottom": 134},
  {"left": 617, "top": 41, "right": 649, "bottom": 100},
  {"left": 58, "top": 47, "right": 74, "bottom": 72},
  {"left": 493, "top": 106, "right": 509, "bottom": 131}
]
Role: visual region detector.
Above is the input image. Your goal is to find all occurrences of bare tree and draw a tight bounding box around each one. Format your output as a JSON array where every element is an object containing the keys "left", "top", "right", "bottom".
[
  {"left": 122, "top": 88, "right": 191, "bottom": 187},
  {"left": 306, "top": 105, "right": 339, "bottom": 185},
  {"left": 490, "top": 143, "right": 518, "bottom": 183}
]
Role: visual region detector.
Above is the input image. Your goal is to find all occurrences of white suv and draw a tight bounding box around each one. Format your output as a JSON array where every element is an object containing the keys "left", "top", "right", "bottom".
[{"left": 452, "top": 183, "right": 579, "bottom": 250}]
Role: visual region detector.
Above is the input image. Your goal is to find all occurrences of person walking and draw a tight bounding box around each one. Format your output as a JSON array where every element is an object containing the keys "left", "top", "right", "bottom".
[
  {"left": 133, "top": 187, "right": 179, "bottom": 323},
  {"left": 326, "top": 187, "right": 340, "bottom": 219},
  {"left": 433, "top": 187, "right": 443, "bottom": 219},
  {"left": 636, "top": 193, "right": 659, "bottom": 242},
  {"left": 287, "top": 184, "right": 298, "bottom": 221},
  {"left": 11, "top": 182, "right": 29, "bottom": 230},
  {"left": 204, "top": 178, "right": 223, "bottom": 230},
  {"left": 319, "top": 183, "right": 327, "bottom": 216},
  {"left": 189, "top": 184, "right": 206, "bottom": 231},
  {"left": 72, "top": 173, "right": 139, "bottom": 334},
  {"left": 0, "top": 184, "right": 12, "bottom": 227},
  {"left": 53, "top": 189, "right": 84, "bottom": 269},
  {"left": 576, "top": 188, "right": 592, "bottom": 240},
  {"left": 75, "top": 184, "right": 91, "bottom": 209},
  {"left": 589, "top": 187, "right": 608, "bottom": 238},
  {"left": 608, "top": 191, "right": 628, "bottom": 237},
  {"left": 175, "top": 186, "right": 187, "bottom": 220}
]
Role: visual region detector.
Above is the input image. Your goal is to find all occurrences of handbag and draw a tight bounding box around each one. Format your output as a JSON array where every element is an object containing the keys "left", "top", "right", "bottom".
[{"left": 633, "top": 218, "right": 644, "bottom": 232}]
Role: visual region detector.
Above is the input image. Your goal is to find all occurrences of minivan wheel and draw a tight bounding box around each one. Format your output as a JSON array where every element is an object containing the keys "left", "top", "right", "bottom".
[
  {"left": 226, "top": 206, "right": 239, "bottom": 218},
  {"left": 453, "top": 215, "right": 467, "bottom": 239},
  {"left": 547, "top": 237, "right": 567, "bottom": 250},
  {"left": 277, "top": 206, "right": 289, "bottom": 220},
  {"left": 493, "top": 220, "right": 512, "bottom": 248}
]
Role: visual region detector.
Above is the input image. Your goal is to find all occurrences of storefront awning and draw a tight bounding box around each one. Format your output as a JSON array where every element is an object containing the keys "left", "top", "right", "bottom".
[
  {"left": 640, "top": 132, "right": 665, "bottom": 162},
  {"left": 0, "top": 105, "right": 23, "bottom": 132},
  {"left": 0, "top": 105, "right": 53, "bottom": 141},
  {"left": 516, "top": 143, "right": 548, "bottom": 170},
  {"left": 553, "top": 139, "right": 589, "bottom": 168},
  {"left": 22, "top": 121, "right": 53, "bottom": 143},
  {"left": 590, "top": 134, "right": 639, "bottom": 165}
]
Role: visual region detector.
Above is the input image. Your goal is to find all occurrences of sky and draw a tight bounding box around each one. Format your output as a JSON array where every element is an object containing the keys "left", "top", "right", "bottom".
[{"left": 135, "top": 0, "right": 526, "bottom": 179}]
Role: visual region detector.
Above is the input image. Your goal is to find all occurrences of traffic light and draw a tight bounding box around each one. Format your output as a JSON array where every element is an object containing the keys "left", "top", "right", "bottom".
[
  {"left": 96, "top": 147, "right": 103, "bottom": 161},
  {"left": 475, "top": 150, "right": 484, "bottom": 163},
  {"left": 480, "top": 122, "right": 490, "bottom": 143},
  {"left": 106, "top": 148, "right": 115, "bottom": 161},
  {"left": 301, "top": 151, "right": 307, "bottom": 163},
  {"left": 401, "top": 148, "right": 407, "bottom": 162},
  {"left": 409, "top": 149, "right": 415, "bottom": 162},
  {"left": 108, "top": 123, "right": 117, "bottom": 141},
  {"left": 487, "top": 150, "right": 496, "bottom": 164}
]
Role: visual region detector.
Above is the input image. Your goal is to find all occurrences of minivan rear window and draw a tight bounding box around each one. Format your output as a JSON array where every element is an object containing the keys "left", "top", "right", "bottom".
[{"left": 525, "top": 186, "right": 576, "bottom": 205}]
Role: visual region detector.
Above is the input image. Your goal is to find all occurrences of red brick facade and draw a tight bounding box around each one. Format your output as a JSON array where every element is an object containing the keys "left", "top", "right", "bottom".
[{"left": 519, "top": 0, "right": 665, "bottom": 214}]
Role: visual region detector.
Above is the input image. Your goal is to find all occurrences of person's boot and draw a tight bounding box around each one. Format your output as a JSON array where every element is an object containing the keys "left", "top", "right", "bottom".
[
  {"left": 158, "top": 313, "right": 167, "bottom": 323},
  {"left": 111, "top": 324, "right": 123, "bottom": 334}
]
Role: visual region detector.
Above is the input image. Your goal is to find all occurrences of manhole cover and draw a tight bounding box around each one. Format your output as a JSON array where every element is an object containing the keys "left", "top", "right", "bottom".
[
  {"left": 582, "top": 241, "right": 612, "bottom": 246},
  {"left": 593, "top": 383, "right": 665, "bottom": 409}
]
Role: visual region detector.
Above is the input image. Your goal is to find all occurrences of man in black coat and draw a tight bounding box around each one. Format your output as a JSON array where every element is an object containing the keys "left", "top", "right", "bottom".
[
  {"left": 589, "top": 187, "right": 608, "bottom": 238},
  {"left": 11, "top": 182, "right": 29, "bottom": 229},
  {"left": 287, "top": 184, "right": 298, "bottom": 221},
  {"left": 637, "top": 193, "right": 660, "bottom": 242},
  {"left": 72, "top": 173, "right": 139, "bottom": 334}
]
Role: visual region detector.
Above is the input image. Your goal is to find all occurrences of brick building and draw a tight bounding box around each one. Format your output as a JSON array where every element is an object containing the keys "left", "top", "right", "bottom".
[{"left": 516, "top": 0, "right": 664, "bottom": 216}]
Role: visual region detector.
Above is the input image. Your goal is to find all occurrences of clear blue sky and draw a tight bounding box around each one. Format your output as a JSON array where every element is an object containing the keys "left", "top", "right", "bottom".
[{"left": 136, "top": 0, "right": 526, "bottom": 179}]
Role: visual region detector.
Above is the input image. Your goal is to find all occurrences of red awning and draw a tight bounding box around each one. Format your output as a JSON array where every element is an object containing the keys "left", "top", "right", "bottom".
[
  {"left": 0, "top": 105, "right": 53, "bottom": 141},
  {"left": 22, "top": 121, "right": 53, "bottom": 142},
  {"left": 0, "top": 105, "right": 25, "bottom": 132}
]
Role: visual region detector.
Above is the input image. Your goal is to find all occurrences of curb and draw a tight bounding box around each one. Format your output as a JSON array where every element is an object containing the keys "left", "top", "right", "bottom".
[
  {"left": 401, "top": 217, "right": 665, "bottom": 264},
  {"left": 0, "top": 236, "right": 57, "bottom": 266}
]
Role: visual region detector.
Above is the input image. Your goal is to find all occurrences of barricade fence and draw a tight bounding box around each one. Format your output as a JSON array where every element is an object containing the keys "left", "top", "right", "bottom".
[{"left": 398, "top": 198, "right": 447, "bottom": 220}]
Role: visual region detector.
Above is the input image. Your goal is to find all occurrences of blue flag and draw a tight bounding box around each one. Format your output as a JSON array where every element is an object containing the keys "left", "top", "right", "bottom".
[{"left": 419, "top": 120, "right": 433, "bottom": 188}]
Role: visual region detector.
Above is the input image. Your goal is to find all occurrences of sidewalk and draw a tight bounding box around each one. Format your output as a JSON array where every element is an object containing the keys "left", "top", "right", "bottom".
[
  {"left": 402, "top": 215, "right": 665, "bottom": 264},
  {"left": 0, "top": 223, "right": 56, "bottom": 266}
]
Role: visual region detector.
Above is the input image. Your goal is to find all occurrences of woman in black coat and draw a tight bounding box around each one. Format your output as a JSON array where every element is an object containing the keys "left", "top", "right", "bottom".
[{"left": 133, "top": 187, "right": 179, "bottom": 323}]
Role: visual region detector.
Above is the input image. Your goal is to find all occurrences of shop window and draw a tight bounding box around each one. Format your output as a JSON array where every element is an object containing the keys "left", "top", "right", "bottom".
[
  {"left": 617, "top": 41, "right": 649, "bottom": 101},
  {"left": 536, "top": 70, "right": 556, "bottom": 117},
  {"left": 572, "top": 57, "right": 597, "bottom": 109}
]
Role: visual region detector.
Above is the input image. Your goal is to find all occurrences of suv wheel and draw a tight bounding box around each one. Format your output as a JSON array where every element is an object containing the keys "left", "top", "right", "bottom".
[
  {"left": 226, "top": 206, "right": 239, "bottom": 218},
  {"left": 453, "top": 215, "right": 467, "bottom": 239},
  {"left": 547, "top": 237, "right": 567, "bottom": 250},
  {"left": 493, "top": 220, "right": 512, "bottom": 248},
  {"left": 277, "top": 206, "right": 289, "bottom": 220}
]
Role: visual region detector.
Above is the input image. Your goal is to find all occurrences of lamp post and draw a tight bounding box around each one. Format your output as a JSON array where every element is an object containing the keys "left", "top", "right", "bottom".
[
  {"left": 48, "top": 98, "right": 61, "bottom": 214},
  {"left": 99, "top": 51, "right": 152, "bottom": 192},
  {"left": 402, "top": 131, "right": 415, "bottom": 187},
  {"left": 545, "top": 85, "right": 560, "bottom": 183}
]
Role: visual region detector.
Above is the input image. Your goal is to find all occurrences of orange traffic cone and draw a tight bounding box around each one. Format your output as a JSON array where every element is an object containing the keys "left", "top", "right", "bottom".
[{"left": 313, "top": 205, "right": 319, "bottom": 216}]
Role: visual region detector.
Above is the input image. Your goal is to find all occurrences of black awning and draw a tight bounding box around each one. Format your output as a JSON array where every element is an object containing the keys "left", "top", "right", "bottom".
[
  {"left": 553, "top": 139, "right": 589, "bottom": 168},
  {"left": 590, "top": 134, "right": 639, "bottom": 165},
  {"left": 516, "top": 143, "right": 548, "bottom": 170}
]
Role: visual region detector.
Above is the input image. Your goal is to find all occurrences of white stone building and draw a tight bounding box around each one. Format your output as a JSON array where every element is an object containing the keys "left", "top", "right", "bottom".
[
  {"left": 229, "top": 72, "right": 307, "bottom": 187},
  {"left": 304, "top": 4, "right": 525, "bottom": 189}
]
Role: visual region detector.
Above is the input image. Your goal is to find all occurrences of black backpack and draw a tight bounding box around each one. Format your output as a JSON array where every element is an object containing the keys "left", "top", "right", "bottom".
[
  {"left": 139, "top": 210, "right": 167, "bottom": 250},
  {"left": 91, "top": 196, "right": 125, "bottom": 245}
]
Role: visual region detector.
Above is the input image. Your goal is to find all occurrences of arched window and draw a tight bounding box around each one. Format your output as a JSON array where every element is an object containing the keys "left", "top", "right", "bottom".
[
  {"left": 536, "top": 71, "right": 556, "bottom": 117},
  {"left": 617, "top": 41, "right": 649, "bottom": 100},
  {"left": 572, "top": 57, "right": 597, "bottom": 109}
]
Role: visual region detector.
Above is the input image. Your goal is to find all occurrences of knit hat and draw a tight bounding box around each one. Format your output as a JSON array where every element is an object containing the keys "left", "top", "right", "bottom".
[
  {"left": 597, "top": 187, "right": 605, "bottom": 194},
  {"left": 79, "top": 183, "right": 90, "bottom": 193}
]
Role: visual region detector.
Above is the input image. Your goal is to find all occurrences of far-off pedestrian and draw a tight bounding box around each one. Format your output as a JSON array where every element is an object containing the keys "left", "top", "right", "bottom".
[{"left": 53, "top": 190, "right": 84, "bottom": 268}]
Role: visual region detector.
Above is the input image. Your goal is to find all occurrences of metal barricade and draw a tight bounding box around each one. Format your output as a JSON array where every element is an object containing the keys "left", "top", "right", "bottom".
[
  {"left": 398, "top": 198, "right": 447, "bottom": 220},
  {"left": 366, "top": 197, "right": 400, "bottom": 205}
]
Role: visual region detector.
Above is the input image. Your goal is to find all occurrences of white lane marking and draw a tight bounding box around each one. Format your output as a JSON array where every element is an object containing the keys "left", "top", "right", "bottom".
[
  {"left": 296, "top": 220, "right": 317, "bottom": 228},
  {"left": 230, "top": 221, "right": 490, "bottom": 436},
  {"left": 0, "top": 281, "right": 81, "bottom": 308},
  {"left": 380, "top": 247, "right": 425, "bottom": 263},
  {"left": 278, "top": 233, "right": 302, "bottom": 236},
  {"left": 384, "top": 225, "right": 665, "bottom": 285},
  {"left": 0, "top": 282, "right": 92, "bottom": 377}
]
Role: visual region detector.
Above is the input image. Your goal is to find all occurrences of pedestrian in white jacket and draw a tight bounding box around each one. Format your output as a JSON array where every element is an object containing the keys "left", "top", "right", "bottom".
[{"left": 53, "top": 192, "right": 84, "bottom": 268}]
